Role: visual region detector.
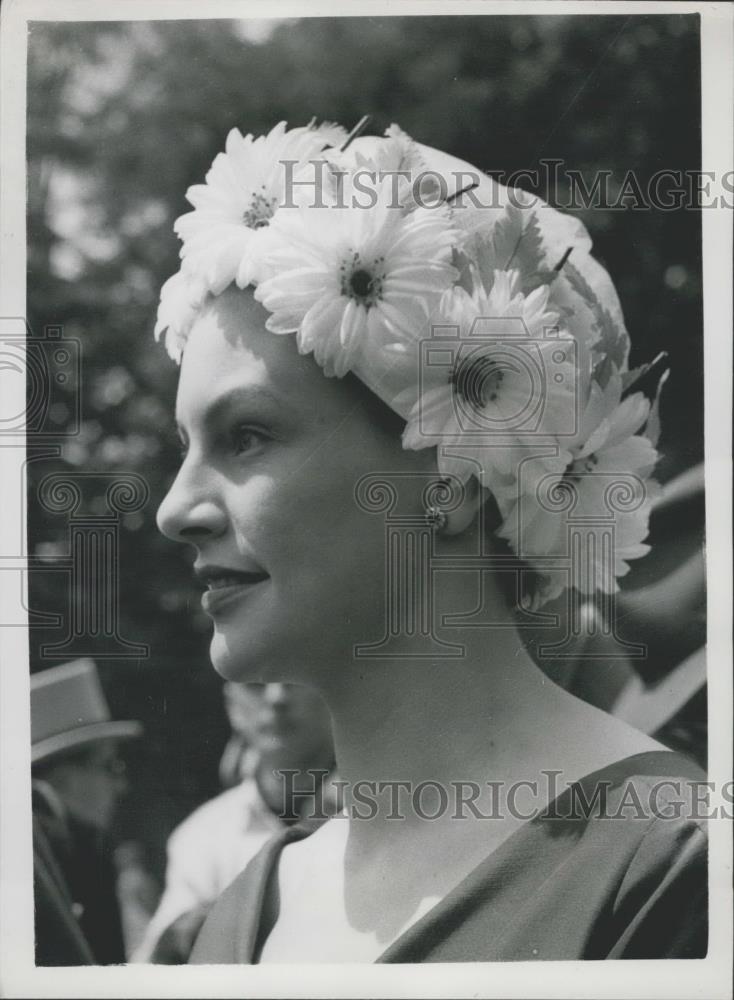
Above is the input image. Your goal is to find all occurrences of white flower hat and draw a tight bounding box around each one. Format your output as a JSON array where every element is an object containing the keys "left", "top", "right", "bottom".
[{"left": 155, "top": 119, "right": 666, "bottom": 606}]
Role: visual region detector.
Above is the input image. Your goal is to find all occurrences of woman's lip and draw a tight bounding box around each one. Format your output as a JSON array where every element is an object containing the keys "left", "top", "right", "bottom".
[
  {"left": 200, "top": 579, "right": 268, "bottom": 616},
  {"left": 204, "top": 573, "right": 267, "bottom": 590}
]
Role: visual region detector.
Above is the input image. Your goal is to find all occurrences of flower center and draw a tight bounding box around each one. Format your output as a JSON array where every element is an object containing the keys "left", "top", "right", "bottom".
[
  {"left": 350, "top": 269, "right": 373, "bottom": 298},
  {"left": 242, "top": 186, "right": 278, "bottom": 229},
  {"left": 340, "top": 252, "right": 385, "bottom": 306},
  {"left": 450, "top": 354, "right": 506, "bottom": 410}
]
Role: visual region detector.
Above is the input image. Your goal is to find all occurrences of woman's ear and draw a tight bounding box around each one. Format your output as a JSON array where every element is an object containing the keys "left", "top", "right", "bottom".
[{"left": 442, "top": 476, "right": 492, "bottom": 536}]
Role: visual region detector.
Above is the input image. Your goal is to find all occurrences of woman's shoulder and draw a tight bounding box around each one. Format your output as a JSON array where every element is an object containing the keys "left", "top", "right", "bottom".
[
  {"left": 548, "top": 749, "right": 707, "bottom": 833},
  {"left": 388, "top": 751, "right": 709, "bottom": 961},
  {"left": 556, "top": 700, "right": 707, "bottom": 825},
  {"left": 539, "top": 749, "right": 708, "bottom": 933},
  {"left": 576, "top": 746, "right": 706, "bottom": 796},
  {"left": 574, "top": 751, "right": 708, "bottom": 959}
]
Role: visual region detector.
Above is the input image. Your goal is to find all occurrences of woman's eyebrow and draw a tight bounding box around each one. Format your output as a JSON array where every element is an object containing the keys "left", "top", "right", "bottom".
[{"left": 176, "top": 384, "right": 285, "bottom": 436}]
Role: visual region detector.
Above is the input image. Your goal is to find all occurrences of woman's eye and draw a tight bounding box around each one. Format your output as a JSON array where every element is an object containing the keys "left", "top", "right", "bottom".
[{"left": 232, "top": 426, "right": 265, "bottom": 456}]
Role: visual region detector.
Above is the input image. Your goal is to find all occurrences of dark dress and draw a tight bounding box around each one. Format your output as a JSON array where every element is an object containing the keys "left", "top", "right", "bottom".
[{"left": 190, "top": 751, "right": 708, "bottom": 963}]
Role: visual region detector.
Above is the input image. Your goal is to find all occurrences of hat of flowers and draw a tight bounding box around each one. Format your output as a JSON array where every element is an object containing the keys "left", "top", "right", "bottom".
[{"left": 155, "top": 117, "right": 667, "bottom": 609}]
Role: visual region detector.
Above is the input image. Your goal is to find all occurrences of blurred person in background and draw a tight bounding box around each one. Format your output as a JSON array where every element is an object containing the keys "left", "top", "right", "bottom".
[
  {"left": 133, "top": 681, "right": 338, "bottom": 964},
  {"left": 610, "top": 464, "right": 706, "bottom": 764},
  {"left": 31, "top": 659, "right": 143, "bottom": 965},
  {"left": 550, "top": 463, "right": 706, "bottom": 767}
]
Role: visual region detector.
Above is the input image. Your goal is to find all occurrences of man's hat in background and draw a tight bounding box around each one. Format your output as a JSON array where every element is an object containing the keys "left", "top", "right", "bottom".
[{"left": 31, "top": 659, "right": 142, "bottom": 765}]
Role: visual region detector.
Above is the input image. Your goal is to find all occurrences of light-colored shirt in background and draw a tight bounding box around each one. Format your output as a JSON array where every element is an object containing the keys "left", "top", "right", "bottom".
[{"left": 132, "top": 778, "right": 283, "bottom": 962}]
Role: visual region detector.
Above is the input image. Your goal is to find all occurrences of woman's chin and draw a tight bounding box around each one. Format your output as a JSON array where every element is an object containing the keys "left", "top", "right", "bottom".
[
  {"left": 208, "top": 629, "right": 304, "bottom": 684},
  {"left": 208, "top": 631, "right": 266, "bottom": 682},
  {"left": 206, "top": 614, "right": 354, "bottom": 685}
]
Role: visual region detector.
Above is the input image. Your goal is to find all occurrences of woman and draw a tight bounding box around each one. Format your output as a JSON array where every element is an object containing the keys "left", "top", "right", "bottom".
[{"left": 154, "top": 121, "right": 707, "bottom": 962}]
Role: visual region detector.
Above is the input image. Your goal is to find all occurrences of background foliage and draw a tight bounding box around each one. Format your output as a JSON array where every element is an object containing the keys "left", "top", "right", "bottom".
[{"left": 26, "top": 14, "right": 702, "bottom": 877}]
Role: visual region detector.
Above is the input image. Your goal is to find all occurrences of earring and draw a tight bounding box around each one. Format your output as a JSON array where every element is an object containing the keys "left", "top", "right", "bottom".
[{"left": 424, "top": 505, "right": 447, "bottom": 532}]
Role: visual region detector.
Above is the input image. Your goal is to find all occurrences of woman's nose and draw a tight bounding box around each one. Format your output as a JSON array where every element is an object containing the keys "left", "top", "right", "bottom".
[{"left": 156, "top": 463, "right": 227, "bottom": 544}]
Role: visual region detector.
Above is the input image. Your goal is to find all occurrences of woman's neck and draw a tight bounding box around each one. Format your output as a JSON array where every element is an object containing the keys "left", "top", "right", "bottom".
[{"left": 326, "top": 626, "right": 575, "bottom": 815}]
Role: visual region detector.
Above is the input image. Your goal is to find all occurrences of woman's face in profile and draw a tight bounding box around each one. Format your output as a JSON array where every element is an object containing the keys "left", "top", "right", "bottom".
[{"left": 157, "top": 287, "right": 434, "bottom": 685}]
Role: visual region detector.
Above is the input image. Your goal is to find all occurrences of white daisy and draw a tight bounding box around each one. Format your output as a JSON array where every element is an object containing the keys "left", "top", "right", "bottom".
[
  {"left": 253, "top": 176, "right": 459, "bottom": 378},
  {"left": 497, "top": 370, "right": 660, "bottom": 602},
  {"left": 396, "top": 271, "right": 580, "bottom": 489},
  {"left": 174, "top": 120, "right": 346, "bottom": 294}
]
